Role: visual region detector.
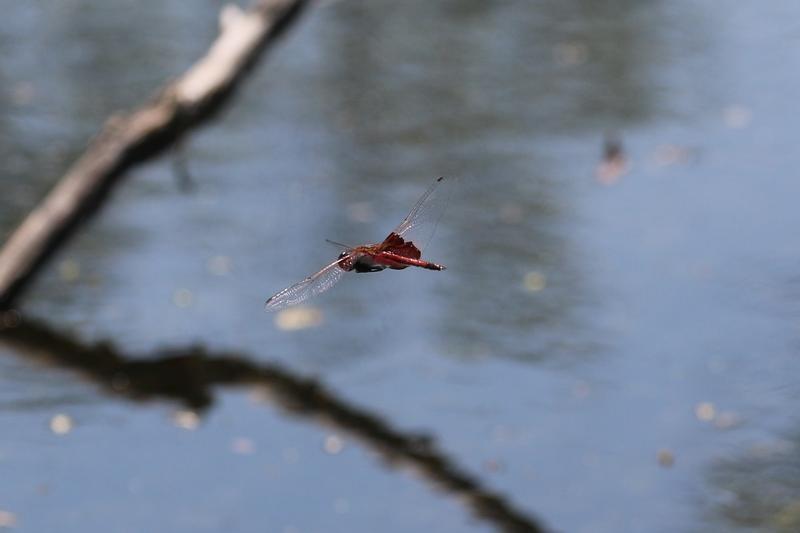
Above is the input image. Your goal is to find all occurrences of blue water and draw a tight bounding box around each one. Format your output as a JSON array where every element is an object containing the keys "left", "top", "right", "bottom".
[{"left": 2, "top": 1, "right": 800, "bottom": 531}]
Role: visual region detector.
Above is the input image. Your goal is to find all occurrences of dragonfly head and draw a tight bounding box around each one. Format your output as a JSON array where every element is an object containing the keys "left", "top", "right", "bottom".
[{"left": 336, "top": 250, "right": 356, "bottom": 271}]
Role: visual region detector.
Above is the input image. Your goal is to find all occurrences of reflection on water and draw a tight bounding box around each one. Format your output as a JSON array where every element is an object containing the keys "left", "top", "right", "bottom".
[
  {"left": 312, "top": 2, "right": 680, "bottom": 360},
  {"left": 708, "top": 434, "right": 800, "bottom": 532},
  {"left": 313, "top": 0, "right": 693, "bottom": 365},
  {"left": 442, "top": 172, "right": 591, "bottom": 363},
  {"left": 0, "top": 315, "right": 546, "bottom": 532}
]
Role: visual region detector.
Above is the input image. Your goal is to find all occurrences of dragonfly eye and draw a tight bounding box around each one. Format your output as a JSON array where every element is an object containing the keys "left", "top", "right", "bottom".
[{"left": 338, "top": 251, "right": 349, "bottom": 260}]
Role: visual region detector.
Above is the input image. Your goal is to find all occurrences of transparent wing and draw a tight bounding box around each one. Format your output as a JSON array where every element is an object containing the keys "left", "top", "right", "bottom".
[
  {"left": 390, "top": 176, "right": 451, "bottom": 252},
  {"left": 264, "top": 258, "right": 346, "bottom": 311}
]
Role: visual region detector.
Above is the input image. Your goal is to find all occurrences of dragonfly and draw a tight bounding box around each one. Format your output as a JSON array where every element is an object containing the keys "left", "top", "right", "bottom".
[{"left": 265, "top": 176, "right": 450, "bottom": 311}]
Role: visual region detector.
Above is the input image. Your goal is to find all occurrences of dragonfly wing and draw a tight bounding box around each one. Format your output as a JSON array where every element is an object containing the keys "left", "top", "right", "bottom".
[
  {"left": 390, "top": 176, "right": 451, "bottom": 253},
  {"left": 378, "top": 232, "right": 422, "bottom": 259},
  {"left": 264, "top": 258, "right": 346, "bottom": 311}
]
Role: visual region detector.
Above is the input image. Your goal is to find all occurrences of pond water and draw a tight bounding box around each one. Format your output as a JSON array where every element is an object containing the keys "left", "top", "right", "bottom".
[{"left": 1, "top": 1, "right": 799, "bottom": 532}]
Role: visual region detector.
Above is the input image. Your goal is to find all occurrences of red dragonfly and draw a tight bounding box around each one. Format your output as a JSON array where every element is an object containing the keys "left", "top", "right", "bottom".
[{"left": 265, "top": 176, "right": 449, "bottom": 311}]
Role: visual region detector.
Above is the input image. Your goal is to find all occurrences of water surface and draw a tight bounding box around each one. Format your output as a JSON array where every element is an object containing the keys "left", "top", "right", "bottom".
[{"left": 1, "top": 1, "right": 799, "bottom": 531}]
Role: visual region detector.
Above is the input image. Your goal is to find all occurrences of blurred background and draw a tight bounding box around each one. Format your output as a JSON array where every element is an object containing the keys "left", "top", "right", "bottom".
[{"left": 1, "top": 0, "right": 799, "bottom": 531}]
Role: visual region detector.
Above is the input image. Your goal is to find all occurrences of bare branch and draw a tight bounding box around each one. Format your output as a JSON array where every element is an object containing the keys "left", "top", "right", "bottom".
[
  {"left": 0, "top": 0, "right": 310, "bottom": 309},
  {"left": 0, "top": 314, "right": 548, "bottom": 533}
]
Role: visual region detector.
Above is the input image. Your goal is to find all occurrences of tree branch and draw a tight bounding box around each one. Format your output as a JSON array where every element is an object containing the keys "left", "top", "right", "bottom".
[
  {"left": 0, "top": 0, "right": 310, "bottom": 310},
  {"left": 0, "top": 314, "right": 547, "bottom": 533}
]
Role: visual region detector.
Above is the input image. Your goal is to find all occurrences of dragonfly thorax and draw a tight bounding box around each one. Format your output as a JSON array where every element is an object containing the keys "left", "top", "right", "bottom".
[{"left": 351, "top": 253, "right": 386, "bottom": 273}]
